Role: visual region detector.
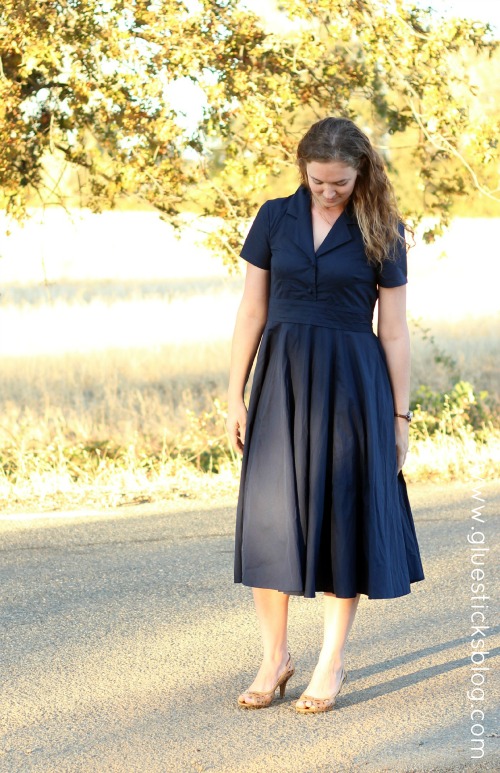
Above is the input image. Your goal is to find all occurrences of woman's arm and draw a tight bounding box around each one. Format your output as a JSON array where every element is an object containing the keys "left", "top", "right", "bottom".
[
  {"left": 377, "top": 284, "right": 411, "bottom": 473},
  {"left": 227, "top": 264, "right": 270, "bottom": 454}
]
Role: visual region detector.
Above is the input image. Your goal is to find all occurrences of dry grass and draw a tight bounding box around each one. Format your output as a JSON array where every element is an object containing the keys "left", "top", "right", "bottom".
[
  {"left": 0, "top": 328, "right": 498, "bottom": 512},
  {"left": 408, "top": 315, "right": 500, "bottom": 397}
]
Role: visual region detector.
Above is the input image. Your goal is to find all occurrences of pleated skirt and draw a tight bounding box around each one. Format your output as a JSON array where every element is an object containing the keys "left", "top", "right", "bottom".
[{"left": 234, "top": 320, "right": 425, "bottom": 599}]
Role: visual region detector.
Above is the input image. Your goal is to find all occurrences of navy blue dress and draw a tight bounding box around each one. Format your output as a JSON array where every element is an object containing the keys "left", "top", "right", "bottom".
[{"left": 234, "top": 185, "right": 425, "bottom": 599}]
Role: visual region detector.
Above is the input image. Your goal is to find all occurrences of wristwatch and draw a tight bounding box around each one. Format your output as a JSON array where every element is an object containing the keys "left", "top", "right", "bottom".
[{"left": 394, "top": 411, "right": 413, "bottom": 422}]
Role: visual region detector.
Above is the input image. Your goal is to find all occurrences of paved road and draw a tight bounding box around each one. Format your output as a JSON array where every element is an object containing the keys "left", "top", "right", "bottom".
[{"left": 1, "top": 480, "right": 499, "bottom": 773}]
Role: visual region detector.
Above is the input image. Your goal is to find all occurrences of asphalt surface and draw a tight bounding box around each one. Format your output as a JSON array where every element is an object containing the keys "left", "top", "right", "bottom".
[{"left": 1, "top": 480, "right": 499, "bottom": 773}]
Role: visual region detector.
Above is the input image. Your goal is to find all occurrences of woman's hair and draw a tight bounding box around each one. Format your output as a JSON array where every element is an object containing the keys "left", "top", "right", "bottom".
[{"left": 297, "top": 117, "right": 409, "bottom": 268}]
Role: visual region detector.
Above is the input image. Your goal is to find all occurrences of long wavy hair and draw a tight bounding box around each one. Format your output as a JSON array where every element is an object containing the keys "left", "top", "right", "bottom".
[{"left": 297, "top": 117, "right": 409, "bottom": 268}]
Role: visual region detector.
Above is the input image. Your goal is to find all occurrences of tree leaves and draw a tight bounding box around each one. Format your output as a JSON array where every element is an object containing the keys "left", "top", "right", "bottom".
[{"left": 0, "top": 0, "right": 498, "bottom": 260}]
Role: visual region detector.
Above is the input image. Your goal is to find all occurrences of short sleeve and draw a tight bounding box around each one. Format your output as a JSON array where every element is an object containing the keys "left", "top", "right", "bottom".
[
  {"left": 240, "top": 201, "right": 271, "bottom": 270},
  {"left": 376, "top": 222, "right": 408, "bottom": 288}
]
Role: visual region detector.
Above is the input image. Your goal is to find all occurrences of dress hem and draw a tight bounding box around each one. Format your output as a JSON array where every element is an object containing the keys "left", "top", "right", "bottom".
[{"left": 234, "top": 575, "right": 425, "bottom": 600}]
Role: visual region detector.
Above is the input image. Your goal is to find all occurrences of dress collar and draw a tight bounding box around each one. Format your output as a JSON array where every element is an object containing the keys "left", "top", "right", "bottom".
[{"left": 284, "top": 185, "right": 357, "bottom": 259}]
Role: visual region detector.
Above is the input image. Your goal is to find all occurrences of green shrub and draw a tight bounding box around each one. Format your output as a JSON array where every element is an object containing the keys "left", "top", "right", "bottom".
[{"left": 411, "top": 380, "right": 499, "bottom": 440}]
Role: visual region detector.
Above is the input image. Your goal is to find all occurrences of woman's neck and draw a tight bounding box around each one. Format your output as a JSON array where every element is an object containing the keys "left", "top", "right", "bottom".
[{"left": 311, "top": 195, "right": 345, "bottom": 225}]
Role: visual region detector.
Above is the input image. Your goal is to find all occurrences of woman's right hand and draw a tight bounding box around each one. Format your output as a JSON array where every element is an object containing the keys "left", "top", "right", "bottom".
[{"left": 227, "top": 398, "right": 248, "bottom": 455}]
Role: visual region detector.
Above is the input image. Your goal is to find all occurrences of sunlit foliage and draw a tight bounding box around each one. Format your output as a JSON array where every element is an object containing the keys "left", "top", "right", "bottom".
[{"left": 1, "top": 0, "right": 499, "bottom": 264}]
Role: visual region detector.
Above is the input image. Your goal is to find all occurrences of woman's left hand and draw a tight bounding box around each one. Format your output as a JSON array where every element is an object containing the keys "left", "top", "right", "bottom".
[{"left": 394, "top": 417, "right": 410, "bottom": 473}]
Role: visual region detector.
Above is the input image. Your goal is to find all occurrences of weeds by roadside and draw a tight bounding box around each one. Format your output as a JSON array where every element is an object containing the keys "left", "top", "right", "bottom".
[{"left": 1, "top": 379, "right": 498, "bottom": 512}]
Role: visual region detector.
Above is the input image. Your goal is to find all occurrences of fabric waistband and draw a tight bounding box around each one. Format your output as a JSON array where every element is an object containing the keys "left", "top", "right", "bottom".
[{"left": 267, "top": 298, "right": 373, "bottom": 333}]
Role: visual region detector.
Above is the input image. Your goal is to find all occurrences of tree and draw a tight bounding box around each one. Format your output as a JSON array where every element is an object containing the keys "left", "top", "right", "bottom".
[{"left": 1, "top": 0, "right": 498, "bottom": 266}]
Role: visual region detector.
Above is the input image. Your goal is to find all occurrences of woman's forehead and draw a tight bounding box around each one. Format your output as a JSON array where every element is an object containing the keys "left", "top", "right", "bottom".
[{"left": 306, "top": 160, "right": 357, "bottom": 180}]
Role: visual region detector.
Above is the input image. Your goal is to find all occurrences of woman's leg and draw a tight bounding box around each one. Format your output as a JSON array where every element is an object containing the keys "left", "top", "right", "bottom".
[
  {"left": 239, "top": 587, "right": 290, "bottom": 700},
  {"left": 295, "top": 592, "right": 360, "bottom": 708}
]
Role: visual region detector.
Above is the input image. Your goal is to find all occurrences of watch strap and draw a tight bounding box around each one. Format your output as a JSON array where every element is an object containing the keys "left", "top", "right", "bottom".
[{"left": 394, "top": 411, "right": 413, "bottom": 422}]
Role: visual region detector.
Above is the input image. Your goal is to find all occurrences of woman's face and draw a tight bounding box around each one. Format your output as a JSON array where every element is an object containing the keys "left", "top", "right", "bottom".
[{"left": 306, "top": 160, "right": 358, "bottom": 209}]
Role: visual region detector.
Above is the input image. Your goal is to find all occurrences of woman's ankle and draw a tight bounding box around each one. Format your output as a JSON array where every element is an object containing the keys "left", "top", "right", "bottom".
[
  {"left": 316, "top": 652, "right": 344, "bottom": 672},
  {"left": 262, "top": 647, "right": 289, "bottom": 667}
]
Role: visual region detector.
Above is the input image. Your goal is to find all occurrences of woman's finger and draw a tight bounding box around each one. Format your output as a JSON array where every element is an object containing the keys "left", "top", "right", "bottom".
[
  {"left": 227, "top": 419, "right": 244, "bottom": 455},
  {"left": 396, "top": 447, "right": 407, "bottom": 473},
  {"left": 239, "top": 419, "right": 247, "bottom": 446}
]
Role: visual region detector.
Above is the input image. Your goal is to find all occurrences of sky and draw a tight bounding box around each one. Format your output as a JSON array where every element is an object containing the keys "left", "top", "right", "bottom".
[{"left": 423, "top": 0, "right": 500, "bottom": 32}]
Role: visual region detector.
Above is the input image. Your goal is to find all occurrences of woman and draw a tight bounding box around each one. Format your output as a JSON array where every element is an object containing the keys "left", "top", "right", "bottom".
[{"left": 227, "top": 117, "right": 425, "bottom": 713}]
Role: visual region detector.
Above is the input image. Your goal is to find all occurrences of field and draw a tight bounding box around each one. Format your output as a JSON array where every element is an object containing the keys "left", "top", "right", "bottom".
[{"left": 0, "top": 210, "right": 499, "bottom": 511}]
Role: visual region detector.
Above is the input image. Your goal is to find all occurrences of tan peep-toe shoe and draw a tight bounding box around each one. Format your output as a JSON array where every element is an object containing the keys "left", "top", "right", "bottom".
[
  {"left": 238, "top": 654, "right": 295, "bottom": 709},
  {"left": 295, "top": 667, "right": 347, "bottom": 714}
]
